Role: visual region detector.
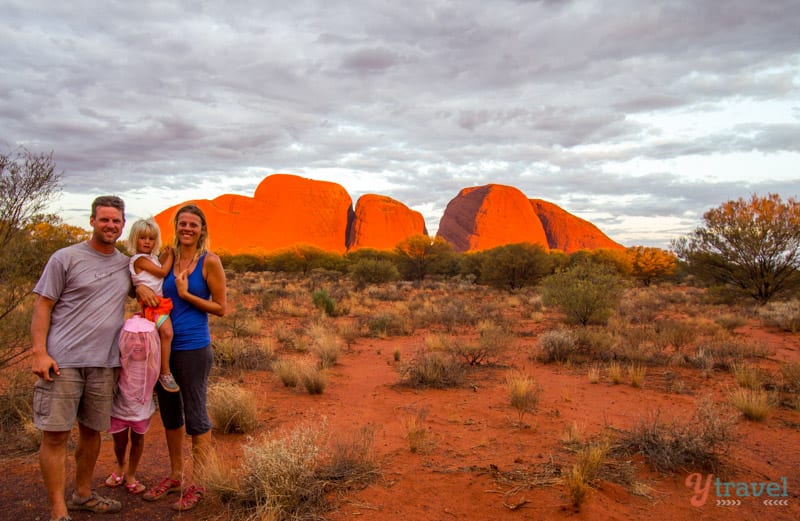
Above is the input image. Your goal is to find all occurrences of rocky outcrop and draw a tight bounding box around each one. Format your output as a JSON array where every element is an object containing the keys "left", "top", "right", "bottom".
[
  {"left": 348, "top": 194, "right": 428, "bottom": 251},
  {"left": 153, "top": 175, "right": 624, "bottom": 255},
  {"left": 436, "top": 184, "right": 549, "bottom": 252},
  {"left": 155, "top": 174, "right": 353, "bottom": 254},
  {"left": 529, "top": 199, "right": 623, "bottom": 253}
]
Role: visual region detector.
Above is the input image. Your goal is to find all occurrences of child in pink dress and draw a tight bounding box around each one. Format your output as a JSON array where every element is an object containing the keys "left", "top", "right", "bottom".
[{"left": 104, "top": 315, "right": 160, "bottom": 494}]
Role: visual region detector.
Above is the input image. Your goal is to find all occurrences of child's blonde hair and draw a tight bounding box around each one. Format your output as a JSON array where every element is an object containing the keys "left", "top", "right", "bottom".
[{"left": 126, "top": 218, "right": 163, "bottom": 255}]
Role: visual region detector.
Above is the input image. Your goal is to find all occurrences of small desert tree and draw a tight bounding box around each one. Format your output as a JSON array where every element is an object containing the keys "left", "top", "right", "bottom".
[
  {"left": 627, "top": 246, "right": 677, "bottom": 286},
  {"left": 673, "top": 193, "right": 800, "bottom": 304},
  {"left": 477, "top": 242, "right": 553, "bottom": 290},
  {"left": 394, "top": 235, "right": 457, "bottom": 281},
  {"left": 0, "top": 148, "right": 67, "bottom": 368},
  {"left": 541, "top": 261, "right": 624, "bottom": 325}
]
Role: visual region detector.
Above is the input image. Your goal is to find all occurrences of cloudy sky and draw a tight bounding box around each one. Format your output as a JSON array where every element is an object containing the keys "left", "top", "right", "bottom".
[{"left": 3, "top": 0, "right": 799, "bottom": 248}]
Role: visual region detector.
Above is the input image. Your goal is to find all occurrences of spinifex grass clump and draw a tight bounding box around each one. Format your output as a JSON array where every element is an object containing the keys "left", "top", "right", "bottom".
[
  {"left": 207, "top": 382, "right": 259, "bottom": 434},
  {"left": 505, "top": 371, "right": 542, "bottom": 425}
]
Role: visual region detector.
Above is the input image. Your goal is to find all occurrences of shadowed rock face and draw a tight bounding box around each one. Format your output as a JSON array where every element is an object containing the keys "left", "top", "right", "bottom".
[
  {"left": 348, "top": 194, "right": 428, "bottom": 251},
  {"left": 154, "top": 175, "right": 623, "bottom": 255},
  {"left": 529, "top": 198, "right": 623, "bottom": 253},
  {"left": 436, "top": 184, "right": 549, "bottom": 252}
]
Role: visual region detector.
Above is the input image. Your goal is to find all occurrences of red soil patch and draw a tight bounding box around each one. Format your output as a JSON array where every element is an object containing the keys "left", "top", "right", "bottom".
[{"left": 3, "top": 285, "right": 800, "bottom": 521}]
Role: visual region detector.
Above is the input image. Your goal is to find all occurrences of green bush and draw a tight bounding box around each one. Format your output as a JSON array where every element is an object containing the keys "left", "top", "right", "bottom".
[
  {"left": 349, "top": 258, "right": 400, "bottom": 286},
  {"left": 312, "top": 290, "right": 336, "bottom": 315},
  {"left": 542, "top": 262, "right": 624, "bottom": 325},
  {"left": 476, "top": 243, "right": 553, "bottom": 290}
]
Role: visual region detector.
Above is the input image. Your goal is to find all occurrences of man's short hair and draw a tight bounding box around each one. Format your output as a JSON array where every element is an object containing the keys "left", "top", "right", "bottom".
[{"left": 91, "top": 195, "right": 125, "bottom": 219}]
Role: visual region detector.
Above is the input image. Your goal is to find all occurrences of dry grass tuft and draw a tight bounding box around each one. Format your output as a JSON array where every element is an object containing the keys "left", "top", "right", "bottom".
[
  {"left": 401, "top": 406, "right": 430, "bottom": 453},
  {"left": 505, "top": 371, "right": 542, "bottom": 425},
  {"left": 272, "top": 358, "right": 302, "bottom": 388},
  {"left": 730, "top": 388, "right": 774, "bottom": 421},
  {"left": 627, "top": 363, "right": 646, "bottom": 388},
  {"left": 207, "top": 381, "right": 259, "bottom": 434},
  {"left": 399, "top": 349, "right": 464, "bottom": 389}
]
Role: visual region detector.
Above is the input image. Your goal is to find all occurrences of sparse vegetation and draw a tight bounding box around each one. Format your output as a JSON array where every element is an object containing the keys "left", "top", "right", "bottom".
[
  {"left": 399, "top": 349, "right": 464, "bottom": 388},
  {"left": 536, "top": 329, "right": 578, "bottom": 363},
  {"left": 615, "top": 397, "right": 735, "bottom": 473},
  {"left": 730, "top": 388, "right": 774, "bottom": 421},
  {"left": 506, "top": 371, "right": 542, "bottom": 425},
  {"left": 208, "top": 382, "right": 259, "bottom": 434}
]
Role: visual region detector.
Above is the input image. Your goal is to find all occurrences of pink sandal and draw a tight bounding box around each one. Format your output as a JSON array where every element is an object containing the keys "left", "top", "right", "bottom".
[
  {"left": 104, "top": 472, "right": 125, "bottom": 488},
  {"left": 171, "top": 484, "right": 205, "bottom": 511},
  {"left": 125, "top": 480, "right": 146, "bottom": 495}
]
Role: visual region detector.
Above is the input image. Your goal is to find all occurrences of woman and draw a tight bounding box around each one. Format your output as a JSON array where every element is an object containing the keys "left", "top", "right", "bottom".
[{"left": 141, "top": 204, "right": 227, "bottom": 511}]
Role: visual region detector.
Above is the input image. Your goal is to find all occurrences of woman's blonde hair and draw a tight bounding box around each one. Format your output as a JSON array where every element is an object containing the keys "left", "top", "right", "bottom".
[{"left": 126, "top": 218, "right": 163, "bottom": 255}]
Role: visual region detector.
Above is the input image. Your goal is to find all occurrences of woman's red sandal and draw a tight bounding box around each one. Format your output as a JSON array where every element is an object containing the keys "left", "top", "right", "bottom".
[{"left": 171, "top": 484, "right": 205, "bottom": 511}]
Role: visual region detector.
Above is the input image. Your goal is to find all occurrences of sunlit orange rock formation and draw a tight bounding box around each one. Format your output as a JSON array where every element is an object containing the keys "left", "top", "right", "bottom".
[
  {"left": 348, "top": 194, "right": 427, "bottom": 251},
  {"left": 155, "top": 174, "right": 354, "bottom": 254},
  {"left": 154, "top": 175, "right": 623, "bottom": 255},
  {"left": 529, "top": 198, "right": 623, "bottom": 253},
  {"left": 436, "top": 184, "right": 549, "bottom": 252}
]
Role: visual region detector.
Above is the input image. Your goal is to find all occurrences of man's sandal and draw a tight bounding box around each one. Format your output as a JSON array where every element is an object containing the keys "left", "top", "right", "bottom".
[
  {"left": 66, "top": 491, "right": 122, "bottom": 513},
  {"left": 142, "top": 477, "right": 181, "bottom": 501},
  {"left": 171, "top": 484, "right": 205, "bottom": 511}
]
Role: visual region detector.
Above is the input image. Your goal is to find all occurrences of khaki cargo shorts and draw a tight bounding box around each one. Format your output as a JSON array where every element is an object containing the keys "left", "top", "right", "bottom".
[{"left": 33, "top": 367, "right": 119, "bottom": 432}]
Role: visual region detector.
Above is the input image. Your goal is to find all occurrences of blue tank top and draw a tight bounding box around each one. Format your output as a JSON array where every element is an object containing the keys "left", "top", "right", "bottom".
[{"left": 163, "top": 254, "right": 211, "bottom": 351}]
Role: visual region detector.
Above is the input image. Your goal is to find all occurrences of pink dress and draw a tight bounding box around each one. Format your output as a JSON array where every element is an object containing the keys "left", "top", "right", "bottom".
[{"left": 110, "top": 315, "right": 160, "bottom": 426}]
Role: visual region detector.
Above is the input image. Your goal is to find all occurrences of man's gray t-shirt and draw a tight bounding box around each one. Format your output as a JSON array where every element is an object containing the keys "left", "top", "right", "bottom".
[{"left": 33, "top": 241, "right": 131, "bottom": 368}]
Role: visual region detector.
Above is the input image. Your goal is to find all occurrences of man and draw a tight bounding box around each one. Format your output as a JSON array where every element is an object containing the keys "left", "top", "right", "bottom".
[{"left": 31, "top": 195, "right": 131, "bottom": 521}]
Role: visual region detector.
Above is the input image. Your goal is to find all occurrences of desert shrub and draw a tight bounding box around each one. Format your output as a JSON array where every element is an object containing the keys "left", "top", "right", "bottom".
[
  {"left": 627, "top": 363, "right": 646, "bottom": 388},
  {"left": 653, "top": 318, "right": 698, "bottom": 353},
  {"left": 757, "top": 299, "right": 800, "bottom": 333},
  {"left": 476, "top": 243, "right": 553, "bottom": 290},
  {"left": 616, "top": 288, "right": 661, "bottom": 324},
  {"left": 730, "top": 388, "right": 774, "bottom": 421},
  {"left": 731, "top": 362, "right": 764, "bottom": 390},
  {"left": 449, "top": 320, "right": 513, "bottom": 366},
  {"left": 213, "top": 337, "right": 275, "bottom": 372},
  {"left": 400, "top": 349, "right": 464, "bottom": 388},
  {"left": 536, "top": 329, "right": 578, "bottom": 363},
  {"left": 312, "top": 289, "right": 336, "bottom": 316},
  {"left": 574, "top": 326, "right": 617, "bottom": 360},
  {"left": 217, "top": 304, "right": 262, "bottom": 339},
  {"left": 505, "top": 371, "right": 541, "bottom": 424},
  {"left": 307, "top": 323, "right": 341, "bottom": 368},
  {"left": 714, "top": 312, "right": 748, "bottom": 332},
  {"left": 336, "top": 320, "right": 362, "bottom": 350},
  {"left": 781, "top": 362, "right": 800, "bottom": 392},
  {"left": 401, "top": 406, "right": 430, "bottom": 453},
  {"left": 587, "top": 365, "right": 601, "bottom": 384},
  {"left": 311, "top": 334, "right": 340, "bottom": 369},
  {"left": 272, "top": 358, "right": 301, "bottom": 387},
  {"left": 607, "top": 361, "right": 623, "bottom": 384},
  {"left": 349, "top": 258, "right": 400, "bottom": 286},
  {"left": 301, "top": 365, "right": 327, "bottom": 394},
  {"left": 566, "top": 442, "right": 609, "bottom": 507},
  {"left": 541, "top": 262, "right": 624, "bottom": 326},
  {"left": 221, "top": 422, "right": 327, "bottom": 520},
  {"left": 614, "top": 397, "right": 735, "bottom": 473},
  {"left": 0, "top": 368, "right": 34, "bottom": 432},
  {"left": 693, "top": 335, "right": 770, "bottom": 369},
  {"left": 208, "top": 382, "right": 259, "bottom": 434},
  {"left": 367, "top": 312, "right": 410, "bottom": 337},
  {"left": 317, "top": 424, "right": 379, "bottom": 485}
]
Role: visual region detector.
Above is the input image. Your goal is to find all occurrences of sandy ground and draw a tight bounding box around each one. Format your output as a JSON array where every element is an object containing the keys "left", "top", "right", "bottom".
[{"left": 3, "top": 281, "right": 799, "bottom": 521}]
